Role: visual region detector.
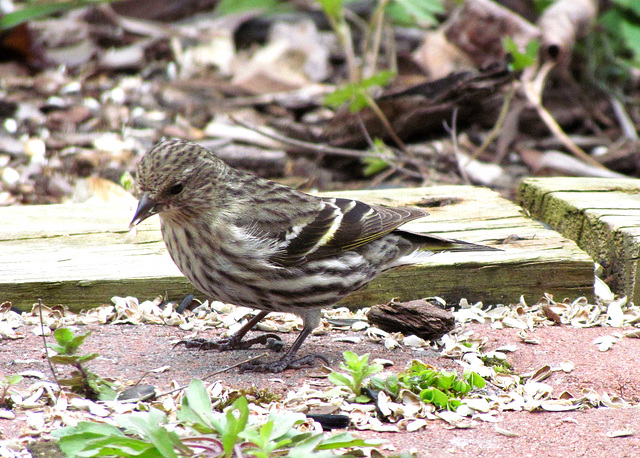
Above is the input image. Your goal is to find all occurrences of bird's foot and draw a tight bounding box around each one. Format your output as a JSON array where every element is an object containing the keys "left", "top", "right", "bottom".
[
  {"left": 239, "top": 354, "right": 329, "bottom": 373},
  {"left": 174, "top": 333, "right": 283, "bottom": 352}
]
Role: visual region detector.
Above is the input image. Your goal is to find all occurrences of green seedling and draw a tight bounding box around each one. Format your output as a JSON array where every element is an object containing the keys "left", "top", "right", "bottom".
[
  {"left": 329, "top": 351, "right": 384, "bottom": 401},
  {"left": 47, "top": 327, "right": 116, "bottom": 400}
]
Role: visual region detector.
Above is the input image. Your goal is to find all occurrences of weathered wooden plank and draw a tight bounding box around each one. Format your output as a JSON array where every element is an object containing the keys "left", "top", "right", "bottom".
[
  {"left": 0, "top": 186, "right": 594, "bottom": 311},
  {"left": 518, "top": 177, "right": 640, "bottom": 304}
]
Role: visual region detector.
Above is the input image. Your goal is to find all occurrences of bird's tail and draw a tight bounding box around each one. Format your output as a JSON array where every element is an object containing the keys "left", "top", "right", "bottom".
[{"left": 396, "top": 229, "right": 502, "bottom": 253}]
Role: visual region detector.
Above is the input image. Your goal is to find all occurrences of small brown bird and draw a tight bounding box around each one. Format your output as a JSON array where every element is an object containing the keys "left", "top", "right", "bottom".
[{"left": 131, "top": 139, "right": 496, "bottom": 372}]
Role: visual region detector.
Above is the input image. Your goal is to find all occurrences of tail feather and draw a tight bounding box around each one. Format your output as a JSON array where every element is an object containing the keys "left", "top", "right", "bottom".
[{"left": 395, "top": 229, "right": 501, "bottom": 253}]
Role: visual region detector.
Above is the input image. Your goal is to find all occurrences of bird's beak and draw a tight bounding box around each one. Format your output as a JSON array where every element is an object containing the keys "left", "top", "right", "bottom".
[{"left": 130, "top": 192, "right": 161, "bottom": 229}]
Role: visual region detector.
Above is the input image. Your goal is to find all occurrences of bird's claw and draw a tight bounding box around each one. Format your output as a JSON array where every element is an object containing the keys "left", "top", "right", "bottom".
[
  {"left": 173, "top": 333, "right": 283, "bottom": 352},
  {"left": 239, "top": 354, "right": 329, "bottom": 373}
]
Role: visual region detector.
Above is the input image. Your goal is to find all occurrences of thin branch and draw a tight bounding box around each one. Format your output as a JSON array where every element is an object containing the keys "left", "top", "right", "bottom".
[
  {"left": 522, "top": 61, "right": 609, "bottom": 170},
  {"left": 228, "top": 115, "right": 424, "bottom": 179},
  {"left": 362, "top": 0, "right": 390, "bottom": 78},
  {"left": 471, "top": 84, "right": 516, "bottom": 161},
  {"left": 37, "top": 299, "right": 61, "bottom": 395},
  {"left": 155, "top": 352, "right": 268, "bottom": 398},
  {"left": 362, "top": 93, "right": 409, "bottom": 153},
  {"left": 230, "top": 116, "right": 385, "bottom": 159},
  {"left": 445, "top": 108, "right": 471, "bottom": 185}
]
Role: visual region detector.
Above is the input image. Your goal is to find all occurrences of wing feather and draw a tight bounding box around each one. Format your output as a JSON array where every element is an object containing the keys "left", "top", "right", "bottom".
[{"left": 269, "top": 197, "right": 427, "bottom": 266}]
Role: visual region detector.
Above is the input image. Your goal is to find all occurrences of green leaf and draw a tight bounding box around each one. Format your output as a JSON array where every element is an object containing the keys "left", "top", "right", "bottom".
[
  {"left": 452, "top": 380, "right": 471, "bottom": 394},
  {"left": 315, "top": 432, "right": 376, "bottom": 450},
  {"left": 362, "top": 361, "right": 383, "bottom": 378},
  {"left": 620, "top": 19, "right": 640, "bottom": 65},
  {"left": 53, "top": 328, "right": 74, "bottom": 346},
  {"left": 362, "top": 151, "right": 390, "bottom": 177},
  {"left": 239, "top": 414, "right": 305, "bottom": 457},
  {"left": 387, "top": 0, "right": 444, "bottom": 27},
  {"left": 116, "top": 409, "right": 177, "bottom": 458},
  {"left": 435, "top": 371, "right": 456, "bottom": 391},
  {"left": 342, "top": 350, "right": 362, "bottom": 369},
  {"left": 77, "top": 353, "right": 100, "bottom": 364},
  {"left": 3, "top": 375, "right": 23, "bottom": 386},
  {"left": 317, "top": 0, "right": 344, "bottom": 20},
  {"left": 466, "top": 371, "right": 486, "bottom": 389},
  {"left": 420, "top": 387, "right": 449, "bottom": 408},
  {"left": 328, "top": 372, "right": 354, "bottom": 390},
  {"left": 210, "top": 397, "right": 250, "bottom": 458},
  {"left": 68, "top": 331, "right": 93, "bottom": 353},
  {"left": 503, "top": 37, "right": 540, "bottom": 71},
  {"left": 0, "top": 1, "right": 117, "bottom": 30},
  {"left": 49, "top": 355, "right": 82, "bottom": 366},
  {"left": 120, "top": 171, "right": 135, "bottom": 191},
  {"left": 446, "top": 398, "right": 462, "bottom": 410},
  {"left": 184, "top": 379, "right": 212, "bottom": 414},
  {"left": 214, "top": 0, "right": 283, "bottom": 17},
  {"left": 614, "top": 0, "right": 640, "bottom": 15},
  {"left": 52, "top": 421, "right": 127, "bottom": 457},
  {"left": 71, "top": 435, "right": 158, "bottom": 457},
  {"left": 265, "top": 411, "right": 306, "bottom": 440},
  {"left": 533, "top": 0, "right": 555, "bottom": 14},
  {"left": 177, "top": 379, "right": 222, "bottom": 434},
  {"left": 324, "top": 71, "right": 395, "bottom": 112}
]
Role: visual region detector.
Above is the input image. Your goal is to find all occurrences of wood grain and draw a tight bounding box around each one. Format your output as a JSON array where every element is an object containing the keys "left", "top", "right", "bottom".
[{"left": 1, "top": 185, "right": 594, "bottom": 311}]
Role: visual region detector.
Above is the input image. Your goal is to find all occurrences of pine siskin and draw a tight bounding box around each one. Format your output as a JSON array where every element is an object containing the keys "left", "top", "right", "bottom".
[{"left": 130, "top": 139, "right": 497, "bottom": 372}]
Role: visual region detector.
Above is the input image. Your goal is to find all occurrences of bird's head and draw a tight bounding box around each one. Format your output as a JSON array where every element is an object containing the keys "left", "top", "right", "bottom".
[{"left": 130, "top": 139, "right": 229, "bottom": 227}]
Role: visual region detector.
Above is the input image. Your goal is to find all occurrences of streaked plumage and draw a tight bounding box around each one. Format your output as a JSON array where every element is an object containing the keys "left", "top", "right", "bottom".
[{"left": 131, "top": 139, "right": 496, "bottom": 372}]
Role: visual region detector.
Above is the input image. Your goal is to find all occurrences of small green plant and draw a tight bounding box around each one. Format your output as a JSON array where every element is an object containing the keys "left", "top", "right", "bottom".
[
  {"left": 53, "top": 379, "right": 374, "bottom": 457},
  {"left": 220, "top": 385, "right": 281, "bottom": 410},
  {"left": 328, "top": 351, "right": 383, "bottom": 402},
  {"left": 481, "top": 355, "right": 514, "bottom": 374},
  {"left": 370, "top": 361, "right": 486, "bottom": 411},
  {"left": 120, "top": 171, "right": 135, "bottom": 191},
  {"left": 324, "top": 71, "right": 396, "bottom": 113},
  {"left": 361, "top": 139, "right": 394, "bottom": 176},
  {"left": 178, "top": 380, "right": 249, "bottom": 457},
  {"left": 0, "top": 375, "right": 23, "bottom": 408},
  {"left": 47, "top": 328, "right": 116, "bottom": 400},
  {"left": 53, "top": 409, "right": 191, "bottom": 458},
  {"left": 398, "top": 361, "right": 486, "bottom": 410},
  {"left": 369, "top": 373, "right": 400, "bottom": 398},
  {"left": 503, "top": 37, "right": 540, "bottom": 71}
]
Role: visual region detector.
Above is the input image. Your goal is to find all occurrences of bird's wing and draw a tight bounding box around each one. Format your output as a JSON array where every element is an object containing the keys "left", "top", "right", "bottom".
[{"left": 269, "top": 197, "right": 427, "bottom": 266}]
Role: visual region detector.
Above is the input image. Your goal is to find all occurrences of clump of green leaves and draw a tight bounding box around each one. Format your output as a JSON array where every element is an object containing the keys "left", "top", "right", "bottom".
[
  {"left": 0, "top": 375, "right": 23, "bottom": 408},
  {"left": 47, "top": 328, "right": 116, "bottom": 401},
  {"left": 324, "top": 71, "right": 396, "bottom": 113},
  {"left": 481, "top": 355, "right": 514, "bottom": 374},
  {"left": 53, "top": 408, "right": 190, "bottom": 457},
  {"left": 328, "top": 351, "right": 384, "bottom": 402},
  {"left": 220, "top": 385, "right": 281, "bottom": 410},
  {"left": 53, "top": 379, "right": 374, "bottom": 457},
  {"left": 387, "top": 361, "right": 486, "bottom": 410},
  {"left": 330, "top": 352, "right": 486, "bottom": 411}
]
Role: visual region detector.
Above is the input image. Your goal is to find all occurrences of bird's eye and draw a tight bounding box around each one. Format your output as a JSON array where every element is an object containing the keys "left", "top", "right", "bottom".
[{"left": 169, "top": 183, "right": 184, "bottom": 195}]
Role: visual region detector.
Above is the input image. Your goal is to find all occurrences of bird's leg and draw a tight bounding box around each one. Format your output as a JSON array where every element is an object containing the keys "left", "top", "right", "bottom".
[
  {"left": 239, "top": 316, "right": 329, "bottom": 373},
  {"left": 174, "top": 310, "right": 282, "bottom": 351}
]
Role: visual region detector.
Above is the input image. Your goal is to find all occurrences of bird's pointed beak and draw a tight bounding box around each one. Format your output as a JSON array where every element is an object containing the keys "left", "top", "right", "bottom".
[{"left": 130, "top": 192, "right": 161, "bottom": 229}]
